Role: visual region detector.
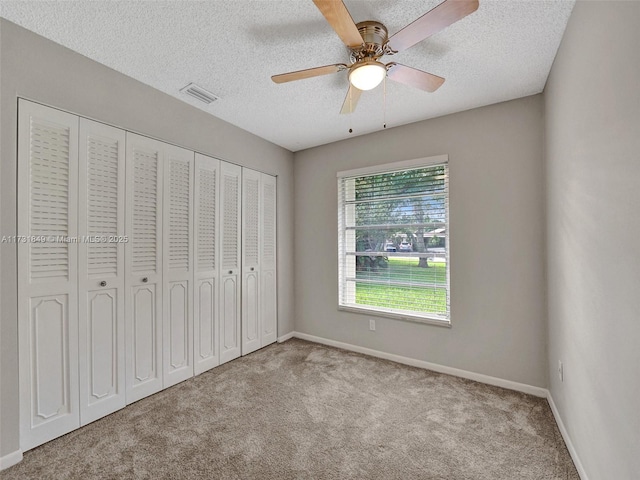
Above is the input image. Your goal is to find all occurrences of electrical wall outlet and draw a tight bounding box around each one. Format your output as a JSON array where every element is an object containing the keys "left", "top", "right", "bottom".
[
  {"left": 369, "top": 319, "right": 376, "bottom": 331},
  {"left": 558, "top": 360, "right": 564, "bottom": 382}
]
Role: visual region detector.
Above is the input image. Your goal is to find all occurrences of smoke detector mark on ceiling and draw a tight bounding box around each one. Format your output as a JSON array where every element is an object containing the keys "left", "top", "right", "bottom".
[{"left": 180, "top": 83, "right": 219, "bottom": 105}]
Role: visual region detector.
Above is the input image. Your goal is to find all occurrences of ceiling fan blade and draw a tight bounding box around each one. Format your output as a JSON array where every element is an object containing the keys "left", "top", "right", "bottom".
[
  {"left": 387, "top": 0, "right": 479, "bottom": 53},
  {"left": 312, "top": 0, "right": 364, "bottom": 48},
  {"left": 271, "top": 64, "right": 347, "bottom": 84},
  {"left": 386, "top": 63, "right": 445, "bottom": 92},
  {"left": 340, "top": 84, "right": 363, "bottom": 114}
]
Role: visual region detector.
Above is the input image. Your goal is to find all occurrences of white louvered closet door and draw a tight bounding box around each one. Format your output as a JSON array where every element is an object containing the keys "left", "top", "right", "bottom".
[
  {"left": 219, "top": 162, "right": 242, "bottom": 364},
  {"left": 193, "top": 154, "right": 220, "bottom": 375},
  {"left": 241, "top": 168, "right": 261, "bottom": 356},
  {"left": 125, "top": 133, "right": 164, "bottom": 404},
  {"left": 162, "top": 145, "right": 195, "bottom": 387},
  {"left": 18, "top": 100, "right": 80, "bottom": 450},
  {"left": 260, "top": 174, "right": 278, "bottom": 347},
  {"left": 78, "top": 119, "right": 126, "bottom": 425}
]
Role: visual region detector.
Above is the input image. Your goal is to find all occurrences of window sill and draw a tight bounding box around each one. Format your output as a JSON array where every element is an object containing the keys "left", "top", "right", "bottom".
[{"left": 338, "top": 305, "right": 451, "bottom": 328}]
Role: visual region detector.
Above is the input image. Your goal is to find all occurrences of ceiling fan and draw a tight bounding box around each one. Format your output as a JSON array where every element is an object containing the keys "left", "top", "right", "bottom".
[{"left": 271, "top": 0, "right": 479, "bottom": 114}]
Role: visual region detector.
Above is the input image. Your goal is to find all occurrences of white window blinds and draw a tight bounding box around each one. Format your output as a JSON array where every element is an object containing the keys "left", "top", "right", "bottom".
[{"left": 338, "top": 158, "right": 450, "bottom": 323}]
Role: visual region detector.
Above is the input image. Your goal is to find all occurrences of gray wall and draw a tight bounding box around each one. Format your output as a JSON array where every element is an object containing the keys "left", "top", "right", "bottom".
[
  {"left": 0, "top": 20, "right": 295, "bottom": 457},
  {"left": 544, "top": 2, "right": 640, "bottom": 478},
  {"left": 293, "top": 95, "right": 547, "bottom": 388},
  {"left": 0, "top": 18, "right": 4, "bottom": 460}
]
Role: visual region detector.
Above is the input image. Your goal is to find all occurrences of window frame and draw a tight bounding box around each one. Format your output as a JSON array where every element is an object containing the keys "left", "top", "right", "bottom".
[{"left": 337, "top": 155, "right": 451, "bottom": 327}]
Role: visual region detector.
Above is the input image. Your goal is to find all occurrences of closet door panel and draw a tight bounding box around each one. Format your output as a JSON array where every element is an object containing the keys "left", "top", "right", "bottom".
[
  {"left": 125, "top": 133, "right": 164, "bottom": 404},
  {"left": 196, "top": 279, "right": 215, "bottom": 362},
  {"left": 194, "top": 154, "right": 220, "bottom": 374},
  {"left": 18, "top": 100, "right": 80, "bottom": 450},
  {"left": 78, "top": 119, "right": 126, "bottom": 425},
  {"left": 86, "top": 290, "right": 117, "bottom": 395},
  {"left": 219, "top": 162, "right": 242, "bottom": 364},
  {"left": 241, "top": 168, "right": 261, "bottom": 355},
  {"left": 222, "top": 276, "right": 239, "bottom": 351},
  {"left": 132, "top": 284, "right": 157, "bottom": 380},
  {"left": 29, "top": 295, "right": 71, "bottom": 424},
  {"left": 168, "top": 282, "right": 188, "bottom": 365},
  {"left": 261, "top": 269, "right": 277, "bottom": 346},
  {"left": 163, "top": 146, "right": 194, "bottom": 387},
  {"left": 261, "top": 174, "right": 278, "bottom": 346},
  {"left": 244, "top": 273, "right": 259, "bottom": 341}
]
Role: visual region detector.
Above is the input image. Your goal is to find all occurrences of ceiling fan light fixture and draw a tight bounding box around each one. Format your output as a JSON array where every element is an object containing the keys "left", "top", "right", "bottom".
[{"left": 349, "top": 61, "right": 386, "bottom": 91}]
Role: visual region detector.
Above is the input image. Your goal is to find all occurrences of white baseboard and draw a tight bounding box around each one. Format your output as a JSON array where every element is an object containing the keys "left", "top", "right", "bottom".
[
  {"left": 0, "top": 449, "right": 23, "bottom": 471},
  {"left": 546, "top": 392, "right": 589, "bottom": 480},
  {"left": 292, "top": 331, "right": 548, "bottom": 398},
  {"left": 277, "top": 331, "right": 295, "bottom": 343}
]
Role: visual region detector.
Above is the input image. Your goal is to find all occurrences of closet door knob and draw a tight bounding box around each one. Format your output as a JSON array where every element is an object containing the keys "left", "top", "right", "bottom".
[
  {"left": 228, "top": 270, "right": 233, "bottom": 275},
  {"left": 142, "top": 277, "right": 148, "bottom": 283},
  {"left": 250, "top": 267, "right": 255, "bottom": 271},
  {"left": 100, "top": 281, "right": 107, "bottom": 287}
]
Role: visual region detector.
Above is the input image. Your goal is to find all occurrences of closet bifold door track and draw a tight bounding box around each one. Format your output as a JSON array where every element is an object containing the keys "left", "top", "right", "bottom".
[
  {"left": 18, "top": 100, "right": 80, "bottom": 450},
  {"left": 193, "top": 154, "right": 221, "bottom": 374},
  {"left": 78, "top": 119, "right": 127, "bottom": 425},
  {"left": 124, "top": 133, "right": 164, "bottom": 404}
]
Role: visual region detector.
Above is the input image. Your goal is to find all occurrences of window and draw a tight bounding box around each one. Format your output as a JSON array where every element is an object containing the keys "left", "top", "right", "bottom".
[{"left": 337, "top": 156, "right": 450, "bottom": 325}]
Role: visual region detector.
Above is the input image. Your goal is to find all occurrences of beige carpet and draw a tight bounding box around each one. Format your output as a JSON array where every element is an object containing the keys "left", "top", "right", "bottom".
[{"left": 4, "top": 338, "right": 578, "bottom": 479}]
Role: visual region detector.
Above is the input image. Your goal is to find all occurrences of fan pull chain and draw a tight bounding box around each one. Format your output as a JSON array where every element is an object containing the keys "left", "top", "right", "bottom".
[
  {"left": 348, "top": 87, "right": 353, "bottom": 134},
  {"left": 383, "top": 75, "right": 387, "bottom": 129}
]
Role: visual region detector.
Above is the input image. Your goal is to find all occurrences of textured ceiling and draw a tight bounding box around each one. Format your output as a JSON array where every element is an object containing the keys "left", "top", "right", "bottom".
[{"left": 0, "top": 0, "right": 574, "bottom": 152}]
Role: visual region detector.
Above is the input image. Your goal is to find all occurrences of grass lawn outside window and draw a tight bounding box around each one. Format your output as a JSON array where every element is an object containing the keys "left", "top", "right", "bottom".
[{"left": 355, "top": 257, "right": 448, "bottom": 315}]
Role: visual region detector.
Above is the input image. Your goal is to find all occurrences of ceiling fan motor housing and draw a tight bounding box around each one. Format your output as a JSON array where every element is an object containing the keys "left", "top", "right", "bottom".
[{"left": 350, "top": 21, "right": 389, "bottom": 63}]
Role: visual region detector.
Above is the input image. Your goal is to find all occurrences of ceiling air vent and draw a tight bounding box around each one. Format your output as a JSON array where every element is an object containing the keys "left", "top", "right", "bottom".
[{"left": 180, "top": 83, "right": 219, "bottom": 105}]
